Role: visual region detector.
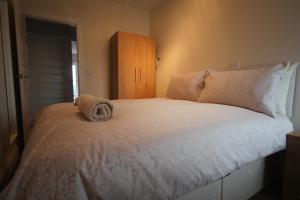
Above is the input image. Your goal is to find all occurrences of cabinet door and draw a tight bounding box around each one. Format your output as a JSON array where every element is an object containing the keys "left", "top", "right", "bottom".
[
  {"left": 139, "top": 37, "right": 156, "bottom": 98},
  {"left": 0, "top": 1, "right": 21, "bottom": 190},
  {"left": 135, "top": 36, "right": 146, "bottom": 99},
  {"left": 11, "top": 0, "right": 31, "bottom": 141},
  {"left": 0, "top": 24, "right": 10, "bottom": 157},
  {"left": 118, "top": 32, "right": 139, "bottom": 99},
  {"left": 0, "top": 0, "right": 19, "bottom": 154}
]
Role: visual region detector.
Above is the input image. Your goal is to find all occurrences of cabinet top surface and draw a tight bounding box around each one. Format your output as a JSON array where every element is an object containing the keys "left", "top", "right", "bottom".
[
  {"left": 114, "top": 31, "right": 155, "bottom": 41},
  {"left": 288, "top": 130, "right": 300, "bottom": 140}
]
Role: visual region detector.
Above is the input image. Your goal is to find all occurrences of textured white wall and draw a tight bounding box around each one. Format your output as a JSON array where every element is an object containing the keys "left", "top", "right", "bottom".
[
  {"left": 150, "top": 0, "right": 300, "bottom": 130},
  {"left": 22, "top": 0, "right": 150, "bottom": 99}
]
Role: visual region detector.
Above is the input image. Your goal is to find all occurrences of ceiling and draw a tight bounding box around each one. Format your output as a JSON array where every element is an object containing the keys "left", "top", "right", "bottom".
[{"left": 110, "top": 0, "right": 165, "bottom": 11}]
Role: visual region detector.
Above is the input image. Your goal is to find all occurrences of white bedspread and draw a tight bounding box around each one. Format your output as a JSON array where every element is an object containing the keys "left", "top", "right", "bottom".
[{"left": 1, "top": 98, "right": 293, "bottom": 200}]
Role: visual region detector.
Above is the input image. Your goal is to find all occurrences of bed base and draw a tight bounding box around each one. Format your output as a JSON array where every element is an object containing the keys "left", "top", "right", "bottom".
[{"left": 176, "top": 151, "right": 284, "bottom": 200}]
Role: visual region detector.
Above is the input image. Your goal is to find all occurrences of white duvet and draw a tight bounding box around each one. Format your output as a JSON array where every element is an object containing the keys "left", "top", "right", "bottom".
[{"left": 1, "top": 98, "right": 293, "bottom": 200}]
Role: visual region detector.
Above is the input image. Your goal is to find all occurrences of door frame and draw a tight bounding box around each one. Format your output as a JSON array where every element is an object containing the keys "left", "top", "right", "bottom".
[{"left": 23, "top": 12, "right": 83, "bottom": 96}]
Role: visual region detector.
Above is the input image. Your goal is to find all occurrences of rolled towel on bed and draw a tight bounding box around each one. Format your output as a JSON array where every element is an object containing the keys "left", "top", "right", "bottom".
[
  {"left": 76, "top": 94, "right": 113, "bottom": 122},
  {"left": 74, "top": 96, "right": 80, "bottom": 106}
]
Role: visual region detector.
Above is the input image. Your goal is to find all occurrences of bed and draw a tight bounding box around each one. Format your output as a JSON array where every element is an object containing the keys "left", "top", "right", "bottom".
[{"left": 1, "top": 98, "right": 293, "bottom": 200}]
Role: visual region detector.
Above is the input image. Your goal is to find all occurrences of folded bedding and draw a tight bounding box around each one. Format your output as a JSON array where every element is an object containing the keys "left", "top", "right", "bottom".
[
  {"left": 75, "top": 94, "right": 113, "bottom": 122},
  {"left": 1, "top": 99, "right": 293, "bottom": 200}
]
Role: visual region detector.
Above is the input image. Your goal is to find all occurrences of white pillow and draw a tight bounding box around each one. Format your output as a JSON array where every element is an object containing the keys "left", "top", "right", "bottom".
[
  {"left": 198, "top": 64, "right": 286, "bottom": 117},
  {"left": 167, "top": 71, "right": 208, "bottom": 101},
  {"left": 236, "top": 61, "right": 297, "bottom": 117},
  {"left": 275, "top": 64, "right": 293, "bottom": 116},
  {"left": 285, "top": 62, "right": 298, "bottom": 118},
  {"left": 223, "top": 62, "right": 297, "bottom": 117}
]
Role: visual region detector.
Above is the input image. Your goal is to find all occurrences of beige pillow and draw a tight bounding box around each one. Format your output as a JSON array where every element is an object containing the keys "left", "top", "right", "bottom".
[
  {"left": 198, "top": 64, "right": 286, "bottom": 117},
  {"left": 167, "top": 71, "right": 208, "bottom": 101}
]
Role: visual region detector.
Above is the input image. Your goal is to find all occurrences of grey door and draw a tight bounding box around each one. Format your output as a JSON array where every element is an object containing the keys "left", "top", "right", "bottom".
[{"left": 28, "top": 33, "right": 73, "bottom": 117}]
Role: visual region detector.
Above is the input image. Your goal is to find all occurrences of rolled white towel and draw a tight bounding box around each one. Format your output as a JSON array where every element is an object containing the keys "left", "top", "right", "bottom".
[
  {"left": 76, "top": 95, "right": 113, "bottom": 122},
  {"left": 74, "top": 96, "right": 80, "bottom": 106},
  {"left": 74, "top": 94, "right": 89, "bottom": 106}
]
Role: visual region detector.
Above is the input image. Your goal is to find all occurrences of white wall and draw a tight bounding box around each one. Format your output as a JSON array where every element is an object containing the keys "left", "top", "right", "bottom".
[
  {"left": 150, "top": 0, "right": 300, "bottom": 130},
  {"left": 22, "top": 0, "right": 150, "bottom": 98}
]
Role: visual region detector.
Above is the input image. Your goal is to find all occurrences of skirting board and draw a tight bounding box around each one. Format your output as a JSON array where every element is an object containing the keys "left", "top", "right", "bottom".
[{"left": 176, "top": 151, "right": 284, "bottom": 200}]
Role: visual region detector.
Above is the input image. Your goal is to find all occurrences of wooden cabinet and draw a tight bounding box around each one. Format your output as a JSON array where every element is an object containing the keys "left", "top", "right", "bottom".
[
  {"left": 110, "top": 32, "right": 156, "bottom": 99},
  {"left": 282, "top": 131, "right": 300, "bottom": 200},
  {"left": 0, "top": 0, "right": 21, "bottom": 191}
]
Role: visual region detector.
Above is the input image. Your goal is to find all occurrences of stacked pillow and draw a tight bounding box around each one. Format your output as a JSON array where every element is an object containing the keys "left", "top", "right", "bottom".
[
  {"left": 166, "top": 70, "right": 209, "bottom": 101},
  {"left": 167, "top": 62, "right": 298, "bottom": 117},
  {"left": 277, "top": 62, "right": 298, "bottom": 117}
]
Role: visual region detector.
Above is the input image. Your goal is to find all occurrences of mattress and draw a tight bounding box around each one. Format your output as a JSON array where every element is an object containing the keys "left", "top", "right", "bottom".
[{"left": 1, "top": 98, "right": 293, "bottom": 200}]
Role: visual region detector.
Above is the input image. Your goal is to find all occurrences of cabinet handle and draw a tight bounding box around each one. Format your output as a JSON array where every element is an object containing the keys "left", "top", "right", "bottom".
[
  {"left": 139, "top": 68, "right": 141, "bottom": 83},
  {"left": 135, "top": 68, "right": 136, "bottom": 83}
]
